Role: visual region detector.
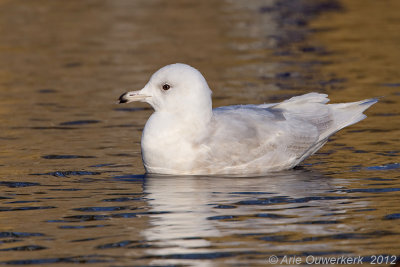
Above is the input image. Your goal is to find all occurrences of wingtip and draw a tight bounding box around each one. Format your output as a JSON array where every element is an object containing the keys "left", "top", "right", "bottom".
[{"left": 360, "top": 98, "right": 379, "bottom": 106}]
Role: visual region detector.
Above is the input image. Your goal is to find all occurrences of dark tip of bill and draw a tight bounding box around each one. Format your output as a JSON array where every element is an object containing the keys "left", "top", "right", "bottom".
[{"left": 118, "top": 92, "right": 128, "bottom": 104}]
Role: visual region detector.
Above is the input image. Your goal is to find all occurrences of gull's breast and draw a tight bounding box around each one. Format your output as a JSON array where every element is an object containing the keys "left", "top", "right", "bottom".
[{"left": 140, "top": 113, "right": 209, "bottom": 174}]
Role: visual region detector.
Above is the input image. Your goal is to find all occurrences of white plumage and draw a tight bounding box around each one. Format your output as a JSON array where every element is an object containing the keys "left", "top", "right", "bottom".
[{"left": 118, "top": 63, "right": 377, "bottom": 175}]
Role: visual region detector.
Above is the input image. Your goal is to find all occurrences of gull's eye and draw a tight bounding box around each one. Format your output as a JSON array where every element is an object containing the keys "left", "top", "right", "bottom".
[{"left": 162, "top": 83, "right": 171, "bottom": 90}]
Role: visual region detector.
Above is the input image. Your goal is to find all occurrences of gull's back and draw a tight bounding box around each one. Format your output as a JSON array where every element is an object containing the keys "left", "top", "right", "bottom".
[{"left": 198, "top": 93, "right": 377, "bottom": 175}]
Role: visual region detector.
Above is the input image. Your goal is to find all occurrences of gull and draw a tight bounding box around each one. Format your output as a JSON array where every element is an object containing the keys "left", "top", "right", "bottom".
[{"left": 118, "top": 63, "right": 377, "bottom": 175}]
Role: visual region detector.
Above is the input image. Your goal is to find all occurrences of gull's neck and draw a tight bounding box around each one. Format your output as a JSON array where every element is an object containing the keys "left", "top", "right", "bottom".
[{"left": 161, "top": 101, "right": 213, "bottom": 129}]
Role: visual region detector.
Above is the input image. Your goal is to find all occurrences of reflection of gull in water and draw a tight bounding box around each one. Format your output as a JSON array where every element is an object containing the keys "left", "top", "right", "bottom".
[
  {"left": 118, "top": 63, "right": 377, "bottom": 175},
  {"left": 141, "top": 171, "right": 368, "bottom": 264}
]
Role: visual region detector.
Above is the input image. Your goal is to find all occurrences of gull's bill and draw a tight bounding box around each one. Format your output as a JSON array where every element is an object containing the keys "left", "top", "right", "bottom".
[{"left": 118, "top": 90, "right": 150, "bottom": 104}]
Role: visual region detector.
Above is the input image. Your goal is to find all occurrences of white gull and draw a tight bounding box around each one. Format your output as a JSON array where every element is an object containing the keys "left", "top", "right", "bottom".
[{"left": 118, "top": 63, "right": 377, "bottom": 175}]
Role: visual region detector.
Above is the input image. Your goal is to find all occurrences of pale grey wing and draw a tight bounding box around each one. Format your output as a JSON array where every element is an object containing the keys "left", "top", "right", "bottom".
[
  {"left": 271, "top": 92, "right": 377, "bottom": 143},
  {"left": 256, "top": 92, "right": 377, "bottom": 165},
  {"left": 215, "top": 103, "right": 277, "bottom": 111},
  {"left": 202, "top": 92, "right": 376, "bottom": 173},
  {"left": 202, "top": 106, "right": 320, "bottom": 171}
]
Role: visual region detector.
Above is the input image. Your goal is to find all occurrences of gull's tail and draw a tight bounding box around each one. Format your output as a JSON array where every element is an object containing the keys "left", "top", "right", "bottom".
[
  {"left": 275, "top": 93, "right": 378, "bottom": 166},
  {"left": 299, "top": 97, "right": 377, "bottom": 164},
  {"left": 275, "top": 93, "right": 378, "bottom": 141},
  {"left": 325, "top": 97, "right": 378, "bottom": 139}
]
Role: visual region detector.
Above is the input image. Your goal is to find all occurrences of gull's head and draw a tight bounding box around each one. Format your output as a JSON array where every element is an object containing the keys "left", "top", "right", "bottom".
[{"left": 119, "top": 63, "right": 212, "bottom": 115}]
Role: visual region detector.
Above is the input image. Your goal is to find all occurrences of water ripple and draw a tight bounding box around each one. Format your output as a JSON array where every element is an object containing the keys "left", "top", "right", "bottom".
[
  {"left": 31, "top": 171, "right": 101, "bottom": 177},
  {"left": 0, "top": 181, "right": 40, "bottom": 188}
]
